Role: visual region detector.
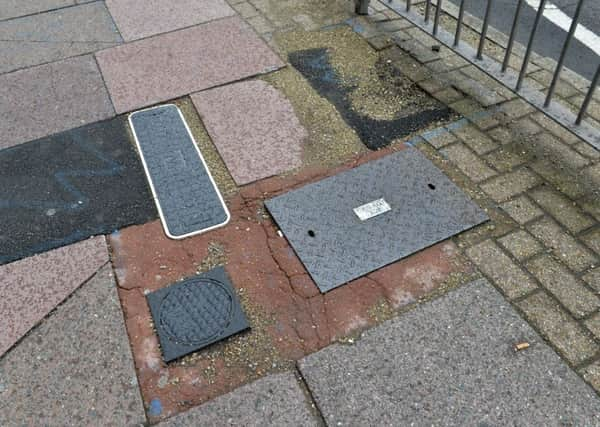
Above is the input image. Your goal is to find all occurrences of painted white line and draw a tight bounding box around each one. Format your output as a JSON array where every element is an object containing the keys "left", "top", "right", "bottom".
[{"left": 525, "top": 0, "right": 600, "bottom": 56}]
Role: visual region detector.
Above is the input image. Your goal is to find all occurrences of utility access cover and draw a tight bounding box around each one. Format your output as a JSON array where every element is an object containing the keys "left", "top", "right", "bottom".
[
  {"left": 129, "top": 104, "right": 230, "bottom": 239},
  {"left": 147, "top": 267, "right": 249, "bottom": 362},
  {"left": 266, "top": 148, "right": 488, "bottom": 293}
]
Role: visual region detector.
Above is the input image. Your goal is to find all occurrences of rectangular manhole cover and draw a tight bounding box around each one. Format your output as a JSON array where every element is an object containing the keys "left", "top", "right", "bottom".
[
  {"left": 265, "top": 148, "right": 488, "bottom": 293},
  {"left": 146, "top": 266, "right": 250, "bottom": 362},
  {"left": 129, "top": 104, "right": 230, "bottom": 239}
]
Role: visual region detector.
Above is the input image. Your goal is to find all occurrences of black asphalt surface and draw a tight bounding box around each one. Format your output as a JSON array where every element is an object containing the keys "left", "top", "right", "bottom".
[
  {"left": 0, "top": 116, "right": 157, "bottom": 265},
  {"left": 447, "top": 0, "right": 599, "bottom": 81}
]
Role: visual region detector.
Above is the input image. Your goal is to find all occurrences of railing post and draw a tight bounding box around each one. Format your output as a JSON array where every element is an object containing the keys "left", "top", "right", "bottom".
[
  {"left": 476, "top": 0, "right": 494, "bottom": 60},
  {"left": 502, "top": 0, "right": 524, "bottom": 73},
  {"left": 433, "top": 0, "right": 443, "bottom": 35},
  {"left": 516, "top": 0, "right": 547, "bottom": 91},
  {"left": 355, "top": 0, "right": 370, "bottom": 15},
  {"left": 545, "top": 0, "right": 585, "bottom": 107},
  {"left": 576, "top": 65, "right": 600, "bottom": 125},
  {"left": 454, "top": 0, "right": 467, "bottom": 47}
]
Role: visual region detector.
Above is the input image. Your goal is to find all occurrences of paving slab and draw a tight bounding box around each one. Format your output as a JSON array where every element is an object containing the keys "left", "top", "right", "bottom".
[
  {"left": 0, "top": 236, "right": 108, "bottom": 357},
  {"left": 160, "top": 372, "right": 318, "bottom": 426},
  {"left": 298, "top": 279, "right": 600, "bottom": 426},
  {"left": 0, "top": 2, "right": 122, "bottom": 75},
  {"left": 191, "top": 80, "right": 306, "bottom": 185},
  {"left": 95, "top": 17, "right": 284, "bottom": 114},
  {"left": 129, "top": 104, "right": 229, "bottom": 238},
  {"left": 0, "top": 0, "right": 72, "bottom": 21},
  {"left": 105, "top": 0, "right": 235, "bottom": 41},
  {"left": 0, "top": 265, "right": 146, "bottom": 426},
  {"left": 266, "top": 148, "right": 488, "bottom": 292},
  {"left": 0, "top": 55, "right": 114, "bottom": 149},
  {"left": 0, "top": 116, "right": 156, "bottom": 265}
]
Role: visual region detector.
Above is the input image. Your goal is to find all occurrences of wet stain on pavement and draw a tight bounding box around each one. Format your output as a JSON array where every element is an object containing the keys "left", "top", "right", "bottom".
[{"left": 289, "top": 47, "right": 455, "bottom": 150}]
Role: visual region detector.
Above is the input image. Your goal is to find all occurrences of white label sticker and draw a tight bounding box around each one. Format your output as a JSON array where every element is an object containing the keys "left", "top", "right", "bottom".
[{"left": 353, "top": 198, "right": 391, "bottom": 221}]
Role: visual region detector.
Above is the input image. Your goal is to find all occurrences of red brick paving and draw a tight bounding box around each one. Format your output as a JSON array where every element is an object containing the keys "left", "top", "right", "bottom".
[{"left": 109, "top": 145, "right": 472, "bottom": 422}]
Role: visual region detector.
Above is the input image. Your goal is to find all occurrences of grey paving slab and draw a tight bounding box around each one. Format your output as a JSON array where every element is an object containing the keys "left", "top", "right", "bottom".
[
  {"left": 160, "top": 372, "right": 319, "bottom": 427},
  {"left": 0, "top": 55, "right": 114, "bottom": 149},
  {"left": 129, "top": 105, "right": 229, "bottom": 238},
  {"left": 0, "top": 237, "right": 108, "bottom": 357},
  {"left": 95, "top": 17, "right": 284, "bottom": 114},
  {"left": 0, "top": 2, "right": 122, "bottom": 75},
  {"left": 0, "top": 116, "right": 157, "bottom": 265},
  {"left": 147, "top": 267, "right": 249, "bottom": 362},
  {"left": 0, "top": 0, "right": 72, "bottom": 21},
  {"left": 265, "top": 148, "right": 488, "bottom": 292},
  {"left": 191, "top": 80, "right": 306, "bottom": 185},
  {"left": 105, "top": 0, "right": 235, "bottom": 41},
  {"left": 298, "top": 279, "right": 600, "bottom": 426},
  {"left": 0, "top": 265, "right": 146, "bottom": 426}
]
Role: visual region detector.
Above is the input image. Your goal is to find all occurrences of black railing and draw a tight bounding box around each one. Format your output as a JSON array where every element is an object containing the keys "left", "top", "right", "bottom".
[{"left": 356, "top": 0, "right": 600, "bottom": 149}]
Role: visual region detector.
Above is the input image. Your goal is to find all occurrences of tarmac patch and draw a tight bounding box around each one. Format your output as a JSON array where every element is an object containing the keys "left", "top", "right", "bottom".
[{"left": 0, "top": 116, "right": 156, "bottom": 265}]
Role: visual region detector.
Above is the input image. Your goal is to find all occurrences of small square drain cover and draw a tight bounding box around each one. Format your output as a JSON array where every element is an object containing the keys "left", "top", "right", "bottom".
[
  {"left": 265, "top": 148, "right": 488, "bottom": 293},
  {"left": 146, "top": 267, "right": 249, "bottom": 362}
]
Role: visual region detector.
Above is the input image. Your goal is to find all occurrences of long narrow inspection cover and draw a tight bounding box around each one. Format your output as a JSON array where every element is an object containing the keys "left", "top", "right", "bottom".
[
  {"left": 129, "top": 104, "right": 230, "bottom": 239},
  {"left": 266, "top": 148, "right": 489, "bottom": 293}
]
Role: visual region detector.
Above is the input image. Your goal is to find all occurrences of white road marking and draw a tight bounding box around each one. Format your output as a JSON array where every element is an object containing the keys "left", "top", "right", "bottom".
[{"left": 525, "top": 0, "right": 600, "bottom": 56}]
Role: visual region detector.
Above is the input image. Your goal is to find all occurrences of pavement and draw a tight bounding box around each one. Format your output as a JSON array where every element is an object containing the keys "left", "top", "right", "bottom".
[{"left": 0, "top": 0, "right": 599, "bottom": 425}]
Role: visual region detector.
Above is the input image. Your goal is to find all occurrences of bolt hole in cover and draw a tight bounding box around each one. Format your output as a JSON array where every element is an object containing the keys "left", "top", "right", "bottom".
[
  {"left": 428, "top": 183, "right": 436, "bottom": 190},
  {"left": 308, "top": 230, "right": 316, "bottom": 237},
  {"left": 146, "top": 266, "right": 249, "bottom": 362}
]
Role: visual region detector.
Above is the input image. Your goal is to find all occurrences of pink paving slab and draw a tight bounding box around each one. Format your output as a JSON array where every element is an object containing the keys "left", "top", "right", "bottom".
[
  {"left": 0, "top": 55, "right": 115, "bottom": 150},
  {"left": 106, "top": 0, "right": 235, "bottom": 41},
  {"left": 0, "top": 237, "right": 108, "bottom": 357},
  {"left": 95, "top": 17, "right": 285, "bottom": 114},
  {"left": 105, "top": 0, "right": 235, "bottom": 41},
  {"left": 192, "top": 80, "right": 307, "bottom": 185}
]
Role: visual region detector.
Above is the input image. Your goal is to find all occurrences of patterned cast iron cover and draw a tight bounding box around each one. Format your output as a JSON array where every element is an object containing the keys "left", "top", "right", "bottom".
[
  {"left": 265, "top": 148, "right": 489, "bottom": 293},
  {"left": 129, "top": 104, "right": 230, "bottom": 239},
  {"left": 146, "top": 266, "right": 249, "bottom": 362}
]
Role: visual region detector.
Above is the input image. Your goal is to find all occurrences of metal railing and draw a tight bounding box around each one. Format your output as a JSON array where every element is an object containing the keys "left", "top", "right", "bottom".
[{"left": 356, "top": 0, "right": 600, "bottom": 149}]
